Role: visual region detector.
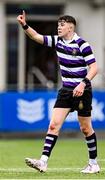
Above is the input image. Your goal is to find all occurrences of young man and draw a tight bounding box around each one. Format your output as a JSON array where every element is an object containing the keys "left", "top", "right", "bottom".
[{"left": 17, "top": 11, "right": 100, "bottom": 174}]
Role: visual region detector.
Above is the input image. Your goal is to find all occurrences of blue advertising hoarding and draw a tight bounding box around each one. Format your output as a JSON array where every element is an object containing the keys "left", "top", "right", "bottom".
[{"left": 0, "top": 90, "right": 105, "bottom": 131}]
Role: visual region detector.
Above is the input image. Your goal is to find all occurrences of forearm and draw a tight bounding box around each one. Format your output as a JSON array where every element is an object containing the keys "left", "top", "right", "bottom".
[
  {"left": 86, "top": 62, "right": 98, "bottom": 81},
  {"left": 24, "top": 26, "right": 38, "bottom": 40},
  {"left": 23, "top": 25, "right": 44, "bottom": 44}
]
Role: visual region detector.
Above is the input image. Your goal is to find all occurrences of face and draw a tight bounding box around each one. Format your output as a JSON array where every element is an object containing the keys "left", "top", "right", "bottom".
[{"left": 57, "top": 20, "right": 75, "bottom": 38}]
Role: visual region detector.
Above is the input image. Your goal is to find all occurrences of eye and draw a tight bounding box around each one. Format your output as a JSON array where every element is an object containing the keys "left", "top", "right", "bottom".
[{"left": 61, "top": 22, "right": 65, "bottom": 26}]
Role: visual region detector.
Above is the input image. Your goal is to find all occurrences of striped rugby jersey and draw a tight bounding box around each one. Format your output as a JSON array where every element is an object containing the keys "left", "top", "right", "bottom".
[{"left": 43, "top": 33, "right": 96, "bottom": 89}]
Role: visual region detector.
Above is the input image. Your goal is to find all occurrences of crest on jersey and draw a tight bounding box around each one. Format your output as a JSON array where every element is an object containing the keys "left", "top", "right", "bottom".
[{"left": 72, "top": 48, "right": 78, "bottom": 56}]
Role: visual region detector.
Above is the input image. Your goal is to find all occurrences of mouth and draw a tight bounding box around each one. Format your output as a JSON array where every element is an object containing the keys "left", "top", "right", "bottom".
[{"left": 58, "top": 31, "right": 62, "bottom": 35}]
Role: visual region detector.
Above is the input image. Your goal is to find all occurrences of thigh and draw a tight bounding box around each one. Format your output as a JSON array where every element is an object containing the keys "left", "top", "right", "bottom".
[
  {"left": 50, "top": 108, "right": 70, "bottom": 129},
  {"left": 78, "top": 116, "right": 92, "bottom": 127}
]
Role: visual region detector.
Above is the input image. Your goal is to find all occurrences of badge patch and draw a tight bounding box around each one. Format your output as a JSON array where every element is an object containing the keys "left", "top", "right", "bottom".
[
  {"left": 79, "top": 100, "right": 84, "bottom": 110},
  {"left": 72, "top": 49, "right": 78, "bottom": 56}
]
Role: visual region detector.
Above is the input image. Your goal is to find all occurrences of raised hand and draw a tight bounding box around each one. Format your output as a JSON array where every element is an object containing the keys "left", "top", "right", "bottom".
[{"left": 17, "top": 10, "right": 26, "bottom": 26}]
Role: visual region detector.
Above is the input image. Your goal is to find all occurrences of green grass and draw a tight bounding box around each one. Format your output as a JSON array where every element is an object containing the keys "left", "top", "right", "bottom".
[{"left": 0, "top": 138, "right": 105, "bottom": 179}]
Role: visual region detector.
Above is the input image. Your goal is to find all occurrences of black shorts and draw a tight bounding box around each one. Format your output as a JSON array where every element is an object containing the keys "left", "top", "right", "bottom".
[{"left": 54, "top": 88, "right": 92, "bottom": 117}]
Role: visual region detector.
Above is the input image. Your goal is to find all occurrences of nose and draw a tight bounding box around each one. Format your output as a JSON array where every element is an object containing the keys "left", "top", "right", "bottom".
[
  {"left": 58, "top": 26, "right": 61, "bottom": 31},
  {"left": 58, "top": 24, "right": 61, "bottom": 29}
]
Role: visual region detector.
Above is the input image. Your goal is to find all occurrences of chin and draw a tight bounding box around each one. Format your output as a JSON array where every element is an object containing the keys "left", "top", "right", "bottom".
[{"left": 58, "top": 34, "right": 63, "bottom": 38}]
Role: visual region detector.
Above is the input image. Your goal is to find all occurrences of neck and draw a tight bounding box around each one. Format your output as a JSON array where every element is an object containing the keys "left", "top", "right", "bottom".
[{"left": 64, "top": 32, "right": 75, "bottom": 40}]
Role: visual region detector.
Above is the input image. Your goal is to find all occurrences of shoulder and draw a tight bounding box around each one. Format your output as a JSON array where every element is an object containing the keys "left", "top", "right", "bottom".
[
  {"left": 75, "top": 34, "right": 87, "bottom": 47},
  {"left": 75, "top": 34, "right": 92, "bottom": 52}
]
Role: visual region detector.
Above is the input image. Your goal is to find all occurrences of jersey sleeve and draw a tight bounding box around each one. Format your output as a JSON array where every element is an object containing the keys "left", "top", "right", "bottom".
[
  {"left": 80, "top": 40, "right": 96, "bottom": 65},
  {"left": 43, "top": 35, "right": 58, "bottom": 48}
]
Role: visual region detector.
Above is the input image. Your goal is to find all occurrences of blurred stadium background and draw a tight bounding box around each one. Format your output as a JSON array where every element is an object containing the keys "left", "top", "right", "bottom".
[{"left": 0, "top": 0, "right": 105, "bottom": 138}]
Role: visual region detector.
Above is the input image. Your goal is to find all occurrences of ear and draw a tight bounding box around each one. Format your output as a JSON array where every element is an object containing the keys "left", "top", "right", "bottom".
[
  {"left": 69, "top": 24, "right": 75, "bottom": 31},
  {"left": 68, "top": 25, "right": 72, "bottom": 32}
]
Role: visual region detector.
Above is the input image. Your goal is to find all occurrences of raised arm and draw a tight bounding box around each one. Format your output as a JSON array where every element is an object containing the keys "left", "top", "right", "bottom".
[{"left": 17, "top": 10, "right": 44, "bottom": 44}]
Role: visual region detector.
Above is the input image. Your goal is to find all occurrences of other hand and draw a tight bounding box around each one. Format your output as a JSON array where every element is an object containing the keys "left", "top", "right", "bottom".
[{"left": 73, "top": 81, "right": 86, "bottom": 97}]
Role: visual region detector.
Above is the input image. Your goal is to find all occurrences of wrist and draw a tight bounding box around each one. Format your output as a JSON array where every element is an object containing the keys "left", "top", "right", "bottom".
[
  {"left": 81, "top": 81, "right": 86, "bottom": 87},
  {"left": 82, "top": 77, "right": 90, "bottom": 86},
  {"left": 22, "top": 24, "right": 29, "bottom": 30}
]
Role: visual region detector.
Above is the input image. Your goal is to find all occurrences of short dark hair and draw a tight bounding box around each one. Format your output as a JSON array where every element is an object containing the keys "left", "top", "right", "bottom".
[{"left": 58, "top": 15, "right": 76, "bottom": 26}]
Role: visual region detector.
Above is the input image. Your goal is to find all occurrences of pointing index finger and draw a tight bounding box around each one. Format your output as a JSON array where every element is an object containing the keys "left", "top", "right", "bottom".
[{"left": 23, "top": 10, "right": 25, "bottom": 18}]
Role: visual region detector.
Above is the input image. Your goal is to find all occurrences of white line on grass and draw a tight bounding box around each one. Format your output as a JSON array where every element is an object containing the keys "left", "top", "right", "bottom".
[
  {"left": 0, "top": 167, "right": 80, "bottom": 172},
  {"left": 0, "top": 167, "right": 105, "bottom": 172},
  {"left": 0, "top": 168, "right": 105, "bottom": 180}
]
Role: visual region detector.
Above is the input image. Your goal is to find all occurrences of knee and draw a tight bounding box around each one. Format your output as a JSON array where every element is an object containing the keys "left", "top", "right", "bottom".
[
  {"left": 48, "top": 121, "right": 60, "bottom": 134},
  {"left": 49, "top": 123, "right": 56, "bottom": 131},
  {"left": 80, "top": 126, "right": 89, "bottom": 136}
]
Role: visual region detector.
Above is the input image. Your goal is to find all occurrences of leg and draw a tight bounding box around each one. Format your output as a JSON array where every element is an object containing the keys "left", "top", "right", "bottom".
[
  {"left": 40, "top": 108, "right": 70, "bottom": 161},
  {"left": 78, "top": 115, "right": 94, "bottom": 137},
  {"left": 78, "top": 115, "right": 100, "bottom": 173},
  {"left": 48, "top": 107, "right": 70, "bottom": 135},
  {"left": 25, "top": 108, "right": 70, "bottom": 172}
]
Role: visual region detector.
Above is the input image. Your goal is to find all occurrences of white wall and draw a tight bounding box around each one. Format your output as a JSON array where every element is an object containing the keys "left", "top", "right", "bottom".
[
  {"left": 64, "top": 0, "right": 105, "bottom": 88},
  {"left": 0, "top": 2, "right": 6, "bottom": 91}
]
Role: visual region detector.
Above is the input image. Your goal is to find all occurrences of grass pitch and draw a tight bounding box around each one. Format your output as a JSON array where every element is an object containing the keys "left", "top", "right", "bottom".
[{"left": 0, "top": 137, "right": 105, "bottom": 179}]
